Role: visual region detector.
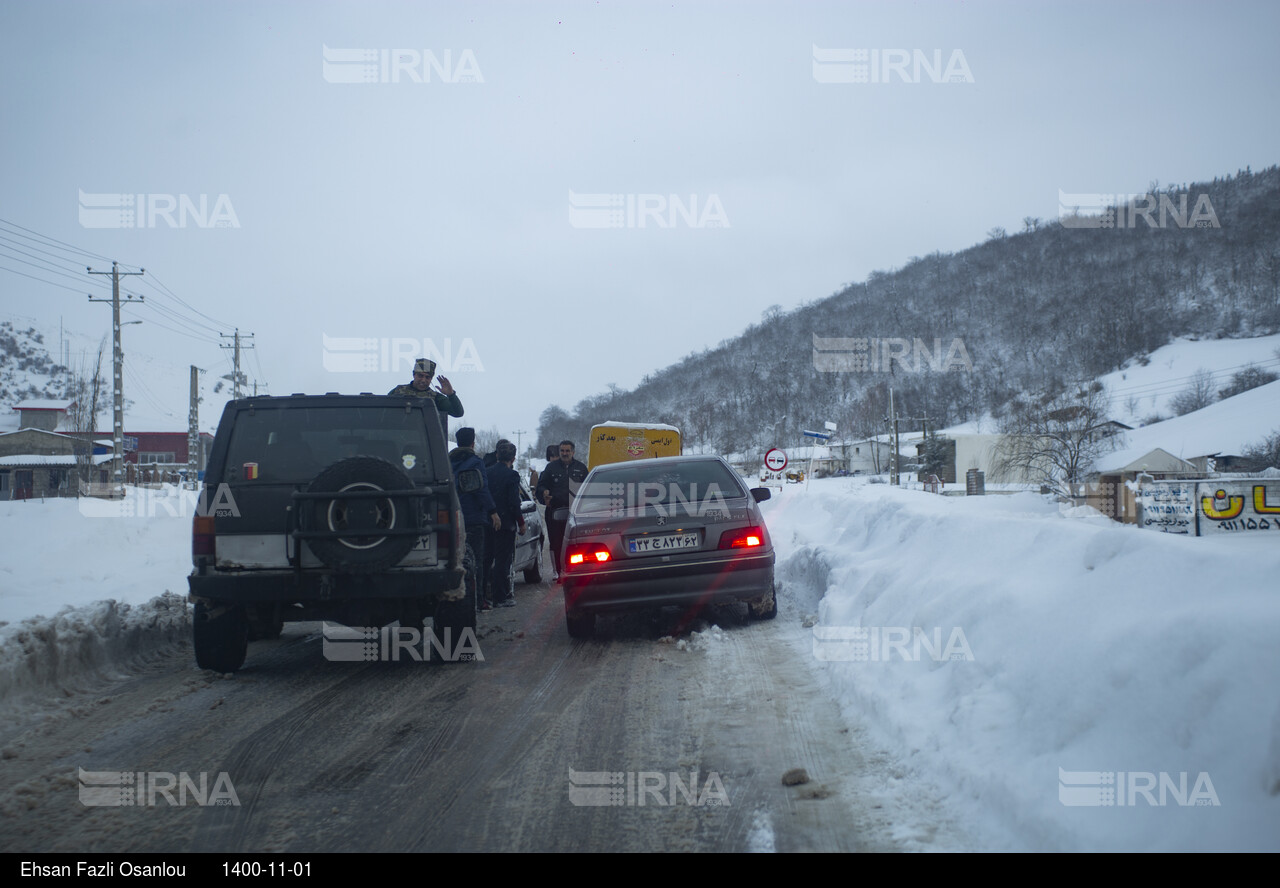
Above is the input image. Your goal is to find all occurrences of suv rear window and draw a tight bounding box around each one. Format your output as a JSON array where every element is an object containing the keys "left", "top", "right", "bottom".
[{"left": 221, "top": 405, "right": 436, "bottom": 483}]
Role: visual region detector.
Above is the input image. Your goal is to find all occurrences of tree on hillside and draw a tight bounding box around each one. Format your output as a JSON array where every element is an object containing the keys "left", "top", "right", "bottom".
[
  {"left": 1170, "top": 368, "right": 1218, "bottom": 415},
  {"left": 1218, "top": 363, "right": 1278, "bottom": 400},
  {"left": 991, "top": 383, "right": 1117, "bottom": 495}
]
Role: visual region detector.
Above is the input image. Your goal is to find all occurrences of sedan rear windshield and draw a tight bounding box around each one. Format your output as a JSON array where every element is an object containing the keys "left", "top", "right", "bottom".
[
  {"left": 574, "top": 460, "right": 746, "bottom": 516},
  {"left": 221, "top": 406, "right": 436, "bottom": 483}
]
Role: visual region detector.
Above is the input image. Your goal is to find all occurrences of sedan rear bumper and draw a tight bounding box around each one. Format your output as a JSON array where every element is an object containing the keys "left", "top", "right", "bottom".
[{"left": 561, "top": 551, "right": 774, "bottom": 614}]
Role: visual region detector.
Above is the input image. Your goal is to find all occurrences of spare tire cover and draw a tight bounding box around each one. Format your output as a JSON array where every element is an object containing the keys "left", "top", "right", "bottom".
[{"left": 303, "top": 456, "right": 419, "bottom": 571}]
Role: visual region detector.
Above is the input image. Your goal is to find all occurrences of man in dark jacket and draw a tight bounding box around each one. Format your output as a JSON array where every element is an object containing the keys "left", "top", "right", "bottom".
[
  {"left": 484, "top": 440, "right": 526, "bottom": 607},
  {"left": 388, "top": 358, "right": 464, "bottom": 423},
  {"left": 534, "top": 440, "right": 589, "bottom": 579},
  {"left": 449, "top": 427, "right": 500, "bottom": 610}
]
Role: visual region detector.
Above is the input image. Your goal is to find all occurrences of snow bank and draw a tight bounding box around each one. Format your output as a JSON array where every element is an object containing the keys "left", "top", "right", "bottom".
[
  {"left": 0, "top": 594, "right": 190, "bottom": 706},
  {"left": 0, "top": 491, "right": 195, "bottom": 709},
  {"left": 764, "top": 480, "right": 1280, "bottom": 851}
]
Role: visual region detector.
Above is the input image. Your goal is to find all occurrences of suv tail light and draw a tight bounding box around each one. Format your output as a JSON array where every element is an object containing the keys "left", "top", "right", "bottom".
[
  {"left": 435, "top": 507, "right": 452, "bottom": 560},
  {"left": 193, "top": 515, "right": 216, "bottom": 562},
  {"left": 564, "top": 542, "right": 612, "bottom": 571},
  {"left": 718, "top": 526, "right": 765, "bottom": 550}
]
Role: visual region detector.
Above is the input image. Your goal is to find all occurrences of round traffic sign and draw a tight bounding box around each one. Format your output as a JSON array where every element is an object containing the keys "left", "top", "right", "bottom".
[{"left": 764, "top": 448, "right": 788, "bottom": 472}]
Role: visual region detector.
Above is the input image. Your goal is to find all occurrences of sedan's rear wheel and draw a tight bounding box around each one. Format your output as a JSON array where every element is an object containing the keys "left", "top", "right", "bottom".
[
  {"left": 746, "top": 583, "right": 778, "bottom": 620},
  {"left": 565, "top": 610, "right": 595, "bottom": 639}
]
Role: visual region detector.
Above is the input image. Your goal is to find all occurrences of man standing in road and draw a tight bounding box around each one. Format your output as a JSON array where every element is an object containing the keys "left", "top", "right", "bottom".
[
  {"left": 535, "top": 440, "right": 588, "bottom": 580},
  {"left": 485, "top": 440, "right": 526, "bottom": 608},
  {"left": 388, "top": 358, "right": 464, "bottom": 424},
  {"left": 450, "top": 427, "right": 501, "bottom": 610}
]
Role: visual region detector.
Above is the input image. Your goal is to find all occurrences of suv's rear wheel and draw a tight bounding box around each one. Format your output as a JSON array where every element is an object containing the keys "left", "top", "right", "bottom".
[
  {"left": 193, "top": 600, "right": 249, "bottom": 672},
  {"left": 432, "top": 544, "right": 478, "bottom": 663},
  {"left": 303, "top": 457, "right": 419, "bottom": 572}
]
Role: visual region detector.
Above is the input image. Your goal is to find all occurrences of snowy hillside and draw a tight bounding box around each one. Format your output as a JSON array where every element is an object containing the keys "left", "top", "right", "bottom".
[{"left": 1100, "top": 333, "right": 1280, "bottom": 427}]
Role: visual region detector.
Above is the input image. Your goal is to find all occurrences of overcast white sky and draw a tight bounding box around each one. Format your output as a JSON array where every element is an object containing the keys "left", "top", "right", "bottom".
[{"left": 2, "top": 0, "right": 1277, "bottom": 444}]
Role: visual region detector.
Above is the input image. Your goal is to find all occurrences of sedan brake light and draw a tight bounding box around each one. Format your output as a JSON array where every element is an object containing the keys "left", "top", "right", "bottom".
[
  {"left": 564, "top": 542, "right": 612, "bottom": 570},
  {"left": 718, "top": 525, "right": 765, "bottom": 550}
]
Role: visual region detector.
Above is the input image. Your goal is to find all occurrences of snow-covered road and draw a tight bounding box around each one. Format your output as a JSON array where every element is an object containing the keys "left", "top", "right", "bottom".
[{"left": 1, "top": 480, "right": 1277, "bottom": 851}]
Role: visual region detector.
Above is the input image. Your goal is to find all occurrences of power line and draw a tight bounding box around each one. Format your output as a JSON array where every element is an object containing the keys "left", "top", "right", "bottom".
[{"left": 0, "top": 218, "right": 115, "bottom": 264}]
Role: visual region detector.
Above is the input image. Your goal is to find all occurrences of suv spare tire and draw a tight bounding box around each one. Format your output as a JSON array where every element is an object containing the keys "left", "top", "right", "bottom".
[{"left": 303, "top": 456, "right": 420, "bottom": 572}]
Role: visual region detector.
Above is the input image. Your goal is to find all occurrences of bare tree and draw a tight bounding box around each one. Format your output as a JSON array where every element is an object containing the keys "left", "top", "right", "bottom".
[
  {"left": 65, "top": 337, "right": 107, "bottom": 434},
  {"left": 992, "top": 383, "right": 1118, "bottom": 495},
  {"left": 1169, "top": 368, "right": 1218, "bottom": 416},
  {"left": 1218, "top": 363, "right": 1278, "bottom": 400},
  {"left": 63, "top": 338, "right": 108, "bottom": 485},
  {"left": 471, "top": 426, "right": 507, "bottom": 456},
  {"left": 1242, "top": 429, "right": 1280, "bottom": 472}
]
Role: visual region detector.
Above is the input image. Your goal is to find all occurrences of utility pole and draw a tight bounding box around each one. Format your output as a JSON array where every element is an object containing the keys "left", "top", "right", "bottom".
[
  {"left": 88, "top": 261, "right": 144, "bottom": 492},
  {"left": 219, "top": 329, "right": 254, "bottom": 399},
  {"left": 187, "top": 366, "right": 201, "bottom": 489},
  {"left": 511, "top": 429, "right": 526, "bottom": 457},
  {"left": 888, "top": 387, "right": 898, "bottom": 486}
]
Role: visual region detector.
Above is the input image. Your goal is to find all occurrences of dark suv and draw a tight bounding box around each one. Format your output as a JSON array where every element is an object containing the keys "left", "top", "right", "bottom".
[{"left": 188, "top": 394, "right": 475, "bottom": 672}]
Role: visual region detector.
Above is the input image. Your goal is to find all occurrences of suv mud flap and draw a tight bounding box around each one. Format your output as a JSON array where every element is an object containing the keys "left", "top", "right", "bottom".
[{"left": 439, "top": 577, "right": 467, "bottom": 602}]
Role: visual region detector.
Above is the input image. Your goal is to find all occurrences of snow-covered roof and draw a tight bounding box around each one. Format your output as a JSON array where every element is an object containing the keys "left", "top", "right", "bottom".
[
  {"left": 0, "top": 453, "right": 112, "bottom": 467},
  {"left": 1092, "top": 447, "right": 1198, "bottom": 476},
  {"left": 0, "top": 428, "right": 81, "bottom": 441},
  {"left": 1093, "top": 379, "right": 1280, "bottom": 473},
  {"left": 12, "top": 399, "right": 73, "bottom": 411}
]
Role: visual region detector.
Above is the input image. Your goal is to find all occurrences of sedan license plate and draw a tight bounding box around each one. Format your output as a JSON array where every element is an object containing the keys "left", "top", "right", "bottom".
[{"left": 627, "top": 531, "right": 700, "bottom": 555}]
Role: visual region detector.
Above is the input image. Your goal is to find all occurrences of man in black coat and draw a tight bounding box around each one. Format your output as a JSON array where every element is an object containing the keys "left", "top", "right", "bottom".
[
  {"left": 484, "top": 440, "right": 525, "bottom": 607},
  {"left": 534, "top": 440, "right": 588, "bottom": 579}
]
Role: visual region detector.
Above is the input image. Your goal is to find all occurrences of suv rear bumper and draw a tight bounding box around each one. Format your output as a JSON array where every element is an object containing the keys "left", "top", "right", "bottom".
[{"left": 189, "top": 566, "right": 467, "bottom": 603}]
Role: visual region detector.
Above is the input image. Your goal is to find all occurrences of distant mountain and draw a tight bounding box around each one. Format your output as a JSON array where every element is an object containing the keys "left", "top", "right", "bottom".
[
  {"left": 0, "top": 321, "right": 65, "bottom": 408},
  {"left": 537, "top": 166, "right": 1280, "bottom": 456}
]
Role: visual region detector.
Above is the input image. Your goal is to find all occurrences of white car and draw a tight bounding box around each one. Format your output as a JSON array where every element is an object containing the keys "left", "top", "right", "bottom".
[{"left": 511, "top": 481, "right": 545, "bottom": 584}]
